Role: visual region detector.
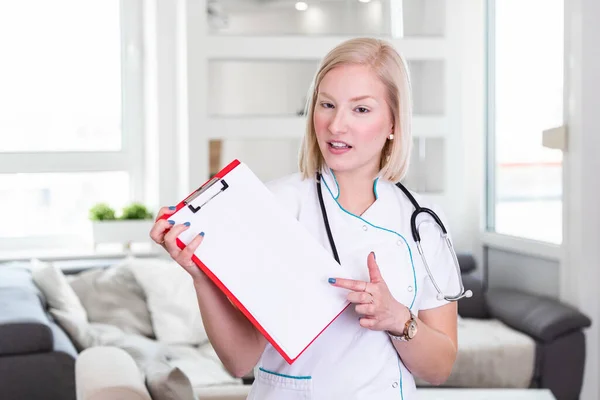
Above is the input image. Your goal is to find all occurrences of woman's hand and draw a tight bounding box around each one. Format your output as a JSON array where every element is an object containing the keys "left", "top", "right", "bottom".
[
  {"left": 329, "top": 252, "right": 411, "bottom": 335},
  {"left": 149, "top": 206, "right": 206, "bottom": 282}
]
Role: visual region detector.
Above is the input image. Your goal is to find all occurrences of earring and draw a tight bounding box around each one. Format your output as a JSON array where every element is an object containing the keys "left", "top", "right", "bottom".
[{"left": 388, "top": 134, "right": 394, "bottom": 140}]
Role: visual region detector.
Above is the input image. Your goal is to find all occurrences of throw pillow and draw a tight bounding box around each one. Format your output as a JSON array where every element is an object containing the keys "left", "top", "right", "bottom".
[
  {"left": 30, "top": 259, "right": 88, "bottom": 319},
  {"left": 30, "top": 259, "right": 91, "bottom": 349},
  {"left": 128, "top": 257, "right": 208, "bottom": 346},
  {"left": 69, "top": 259, "right": 155, "bottom": 338},
  {"left": 144, "top": 361, "right": 195, "bottom": 400}
]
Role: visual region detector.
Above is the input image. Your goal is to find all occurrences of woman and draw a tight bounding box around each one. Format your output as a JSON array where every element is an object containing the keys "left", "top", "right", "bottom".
[{"left": 150, "top": 37, "right": 459, "bottom": 399}]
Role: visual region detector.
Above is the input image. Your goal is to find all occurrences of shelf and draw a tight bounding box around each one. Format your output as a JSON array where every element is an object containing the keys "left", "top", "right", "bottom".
[
  {"left": 206, "top": 117, "right": 306, "bottom": 140},
  {"left": 207, "top": 0, "right": 446, "bottom": 38},
  {"left": 206, "top": 116, "right": 447, "bottom": 140},
  {"left": 205, "top": 36, "right": 447, "bottom": 60}
]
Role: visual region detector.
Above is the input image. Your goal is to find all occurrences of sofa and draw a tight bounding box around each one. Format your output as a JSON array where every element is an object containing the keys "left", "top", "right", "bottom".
[{"left": 0, "top": 254, "right": 591, "bottom": 400}]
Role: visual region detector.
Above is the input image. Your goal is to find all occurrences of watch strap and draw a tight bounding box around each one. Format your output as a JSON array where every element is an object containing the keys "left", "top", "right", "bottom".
[{"left": 387, "top": 312, "right": 416, "bottom": 342}]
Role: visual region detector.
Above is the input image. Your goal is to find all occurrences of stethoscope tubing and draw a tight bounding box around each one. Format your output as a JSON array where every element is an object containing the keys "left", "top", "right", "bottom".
[{"left": 316, "top": 172, "right": 472, "bottom": 302}]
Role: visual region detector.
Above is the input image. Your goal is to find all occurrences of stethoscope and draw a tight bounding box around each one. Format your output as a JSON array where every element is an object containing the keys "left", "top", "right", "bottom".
[{"left": 316, "top": 172, "right": 473, "bottom": 302}]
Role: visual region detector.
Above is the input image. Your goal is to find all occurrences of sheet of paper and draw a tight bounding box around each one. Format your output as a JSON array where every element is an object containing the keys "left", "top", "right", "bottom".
[{"left": 170, "top": 161, "right": 354, "bottom": 362}]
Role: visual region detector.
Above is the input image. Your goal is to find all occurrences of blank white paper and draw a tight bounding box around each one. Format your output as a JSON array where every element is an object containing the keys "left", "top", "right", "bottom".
[{"left": 170, "top": 161, "right": 354, "bottom": 362}]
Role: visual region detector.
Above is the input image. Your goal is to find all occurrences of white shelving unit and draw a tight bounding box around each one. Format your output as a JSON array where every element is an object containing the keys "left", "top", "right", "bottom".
[{"left": 177, "top": 0, "right": 485, "bottom": 250}]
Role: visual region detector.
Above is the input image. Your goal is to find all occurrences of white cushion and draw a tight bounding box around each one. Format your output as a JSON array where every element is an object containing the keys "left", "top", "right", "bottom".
[
  {"left": 163, "top": 343, "right": 241, "bottom": 389},
  {"left": 69, "top": 259, "right": 154, "bottom": 338},
  {"left": 417, "top": 318, "right": 536, "bottom": 388},
  {"left": 30, "top": 259, "right": 91, "bottom": 348},
  {"left": 128, "top": 257, "right": 208, "bottom": 346},
  {"left": 30, "top": 259, "right": 88, "bottom": 320}
]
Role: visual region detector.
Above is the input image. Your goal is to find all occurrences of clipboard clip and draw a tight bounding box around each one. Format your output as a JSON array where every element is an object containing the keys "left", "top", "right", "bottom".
[{"left": 184, "top": 177, "right": 229, "bottom": 214}]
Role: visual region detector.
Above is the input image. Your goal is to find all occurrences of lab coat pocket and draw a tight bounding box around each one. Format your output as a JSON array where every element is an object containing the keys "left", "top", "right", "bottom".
[{"left": 247, "top": 367, "right": 313, "bottom": 400}]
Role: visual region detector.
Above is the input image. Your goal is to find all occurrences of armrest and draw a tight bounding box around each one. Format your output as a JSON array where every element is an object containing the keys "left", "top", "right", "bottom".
[
  {"left": 0, "top": 288, "right": 54, "bottom": 356},
  {"left": 485, "top": 288, "right": 592, "bottom": 343},
  {"left": 457, "top": 272, "right": 488, "bottom": 319},
  {"left": 76, "top": 346, "right": 152, "bottom": 400}
]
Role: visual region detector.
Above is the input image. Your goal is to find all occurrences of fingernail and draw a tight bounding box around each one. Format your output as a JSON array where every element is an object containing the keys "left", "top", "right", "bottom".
[
  {"left": 168, "top": 206, "right": 176, "bottom": 210},
  {"left": 328, "top": 278, "right": 336, "bottom": 284},
  {"left": 168, "top": 220, "right": 175, "bottom": 225},
  {"left": 199, "top": 232, "right": 205, "bottom": 237},
  {"left": 184, "top": 221, "right": 191, "bottom": 227},
  {"left": 373, "top": 252, "right": 376, "bottom": 260}
]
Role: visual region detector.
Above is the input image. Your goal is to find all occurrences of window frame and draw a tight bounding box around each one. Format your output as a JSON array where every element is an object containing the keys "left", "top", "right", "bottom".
[{"left": 0, "top": 0, "right": 145, "bottom": 251}]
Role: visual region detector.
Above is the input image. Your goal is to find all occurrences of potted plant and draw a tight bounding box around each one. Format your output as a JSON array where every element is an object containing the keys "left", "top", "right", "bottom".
[{"left": 89, "top": 202, "right": 155, "bottom": 249}]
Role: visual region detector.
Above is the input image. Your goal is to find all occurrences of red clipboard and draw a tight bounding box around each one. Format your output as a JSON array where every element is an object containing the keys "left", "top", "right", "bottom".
[{"left": 159, "top": 159, "right": 351, "bottom": 364}]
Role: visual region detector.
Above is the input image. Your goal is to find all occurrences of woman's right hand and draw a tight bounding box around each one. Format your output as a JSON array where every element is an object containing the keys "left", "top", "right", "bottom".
[{"left": 149, "top": 206, "right": 206, "bottom": 282}]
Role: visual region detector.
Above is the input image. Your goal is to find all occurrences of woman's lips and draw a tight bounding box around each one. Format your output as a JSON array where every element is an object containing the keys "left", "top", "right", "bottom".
[{"left": 327, "top": 141, "right": 352, "bottom": 155}]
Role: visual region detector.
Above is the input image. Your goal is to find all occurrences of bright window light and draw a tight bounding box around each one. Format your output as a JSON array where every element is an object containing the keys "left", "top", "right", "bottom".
[
  {"left": 0, "top": 1, "right": 123, "bottom": 152},
  {"left": 489, "top": 0, "right": 564, "bottom": 244}
]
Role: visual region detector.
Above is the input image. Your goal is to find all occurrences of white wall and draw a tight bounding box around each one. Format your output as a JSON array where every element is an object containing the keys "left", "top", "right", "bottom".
[
  {"left": 561, "top": 0, "right": 600, "bottom": 398},
  {"left": 441, "top": 0, "right": 486, "bottom": 255}
]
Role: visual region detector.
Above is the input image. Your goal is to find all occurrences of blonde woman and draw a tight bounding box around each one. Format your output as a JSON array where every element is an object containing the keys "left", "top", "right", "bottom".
[{"left": 150, "top": 37, "right": 460, "bottom": 399}]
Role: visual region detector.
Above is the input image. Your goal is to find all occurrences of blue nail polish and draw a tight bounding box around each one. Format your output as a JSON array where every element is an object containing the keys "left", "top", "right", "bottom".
[
  {"left": 184, "top": 222, "right": 191, "bottom": 227},
  {"left": 199, "top": 232, "right": 205, "bottom": 237},
  {"left": 328, "top": 278, "right": 336, "bottom": 284},
  {"left": 168, "top": 220, "right": 175, "bottom": 225},
  {"left": 373, "top": 252, "right": 376, "bottom": 260},
  {"left": 168, "top": 206, "right": 176, "bottom": 210}
]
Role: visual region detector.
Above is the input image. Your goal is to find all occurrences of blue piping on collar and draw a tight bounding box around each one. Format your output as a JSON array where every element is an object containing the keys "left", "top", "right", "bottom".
[
  {"left": 320, "top": 176, "right": 417, "bottom": 310},
  {"left": 327, "top": 168, "right": 380, "bottom": 200}
]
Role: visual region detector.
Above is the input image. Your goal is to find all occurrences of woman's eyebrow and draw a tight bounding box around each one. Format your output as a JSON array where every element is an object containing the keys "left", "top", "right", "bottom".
[{"left": 318, "top": 92, "right": 376, "bottom": 102}]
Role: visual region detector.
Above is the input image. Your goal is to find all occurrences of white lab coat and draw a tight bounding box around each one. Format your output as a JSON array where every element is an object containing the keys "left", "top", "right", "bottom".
[{"left": 246, "top": 168, "right": 460, "bottom": 400}]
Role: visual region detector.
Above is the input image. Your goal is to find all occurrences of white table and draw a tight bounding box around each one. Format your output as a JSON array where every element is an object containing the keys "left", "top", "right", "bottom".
[{"left": 417, "top": 388, "right": 555, "bottom": 400}]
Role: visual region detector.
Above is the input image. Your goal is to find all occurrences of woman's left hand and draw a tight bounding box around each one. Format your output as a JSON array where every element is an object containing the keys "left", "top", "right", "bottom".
[{"left": 329, "top": 252, "right": 411, "bottom": 335}]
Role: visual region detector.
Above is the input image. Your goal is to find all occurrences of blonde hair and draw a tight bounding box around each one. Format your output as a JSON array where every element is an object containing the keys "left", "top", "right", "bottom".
[{"left": 298, "top": 37, "right": 413, "bottom": 183}]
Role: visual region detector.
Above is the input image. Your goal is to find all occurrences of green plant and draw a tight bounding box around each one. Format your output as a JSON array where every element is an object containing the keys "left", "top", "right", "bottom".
[
  {"left": 119, "top": 202, "right": 153, "bottom": 220},
  {"left": 88, "top": 203, "right": 117, "bottom": 221}
]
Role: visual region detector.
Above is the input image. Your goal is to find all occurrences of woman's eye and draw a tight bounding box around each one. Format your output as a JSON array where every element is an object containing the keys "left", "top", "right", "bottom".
[
  {"left": 320, "top": 102, "right": 334, "bottom": 109},
  {"left": 355, "top": 107, "right": 369, "bottom": 113}
]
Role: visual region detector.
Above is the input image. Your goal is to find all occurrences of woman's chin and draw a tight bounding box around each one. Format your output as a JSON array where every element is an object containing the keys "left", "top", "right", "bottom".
[{"left": 323, "top": 160, "right": 355, "bottom": 174}]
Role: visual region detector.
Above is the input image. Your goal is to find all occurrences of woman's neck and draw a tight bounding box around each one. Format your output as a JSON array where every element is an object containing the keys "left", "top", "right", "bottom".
[{"left": 333, "top": 169, "right": 378, "bottom": 216}]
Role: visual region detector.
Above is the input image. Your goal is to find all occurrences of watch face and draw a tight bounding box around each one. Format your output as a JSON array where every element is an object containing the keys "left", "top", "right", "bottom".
[{"left": 407, "top": 321, "right": 418, "bottom": 339}]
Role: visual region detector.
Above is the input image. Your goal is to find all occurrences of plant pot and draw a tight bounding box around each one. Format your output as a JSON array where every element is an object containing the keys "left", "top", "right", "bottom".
[{"left": 91, "top": 219, "right": 154, "bottom": 249}]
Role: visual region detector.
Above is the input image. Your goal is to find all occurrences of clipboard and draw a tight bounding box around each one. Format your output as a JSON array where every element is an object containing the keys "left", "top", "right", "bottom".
[{"left": 160, "top": 159, "right": 353, "bottom": 364}]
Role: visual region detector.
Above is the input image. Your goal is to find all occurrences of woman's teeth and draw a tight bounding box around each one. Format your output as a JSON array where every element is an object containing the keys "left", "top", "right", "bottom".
[{"left": 329, "top": 142, "right": 351, "bottom": 149}]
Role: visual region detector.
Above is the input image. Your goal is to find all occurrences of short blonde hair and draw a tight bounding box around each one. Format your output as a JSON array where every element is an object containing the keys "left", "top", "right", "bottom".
[{"left": 298, "top": 37, "right": 413, "bottom": 183}]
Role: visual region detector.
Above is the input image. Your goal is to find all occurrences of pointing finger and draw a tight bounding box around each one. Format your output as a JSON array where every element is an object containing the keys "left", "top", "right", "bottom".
[
  {"left": 367, "top": 252, "right": 383, "bottom": 283},
  {"left": 328, "top": 277, "right": 368, "bottom": 292}
]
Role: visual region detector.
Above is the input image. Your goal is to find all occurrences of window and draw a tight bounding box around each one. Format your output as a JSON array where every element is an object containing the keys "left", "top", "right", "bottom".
[
  {"left": 486, "top": 0, "right": 564, "bottom": 244},
  {"left": 0, "top": 1, "right": 144, "bottom": 249}
]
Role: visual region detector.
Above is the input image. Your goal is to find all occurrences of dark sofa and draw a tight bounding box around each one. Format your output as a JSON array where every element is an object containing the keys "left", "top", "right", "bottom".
[
  {"left": 457, "top": 257, "right": 592, "bottom": 400},
  {"left": 0, "top": 266, "right": 77, "bottom": 400},
  {"left": 0, "top": 255, "right": 592, "bottom": 400}
]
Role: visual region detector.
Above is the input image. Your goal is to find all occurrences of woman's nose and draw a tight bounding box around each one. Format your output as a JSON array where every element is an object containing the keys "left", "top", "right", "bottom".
[{"left": 328, "top": 110, "right": 348, "bottom": 135}]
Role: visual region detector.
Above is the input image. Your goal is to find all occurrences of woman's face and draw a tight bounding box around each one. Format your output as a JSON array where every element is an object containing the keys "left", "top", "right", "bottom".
[{"left": 313, "top": 64, "right": 393, "bottom": 178}]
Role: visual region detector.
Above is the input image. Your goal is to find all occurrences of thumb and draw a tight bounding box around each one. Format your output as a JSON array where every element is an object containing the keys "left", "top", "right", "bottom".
[{"left": 367, "top": 252, "right": 383, "bottom": 283}]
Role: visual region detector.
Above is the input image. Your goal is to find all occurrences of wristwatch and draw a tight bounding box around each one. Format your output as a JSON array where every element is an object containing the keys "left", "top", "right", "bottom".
[{"left": 387, "top": 312, "right": 418, "bottom": 342}]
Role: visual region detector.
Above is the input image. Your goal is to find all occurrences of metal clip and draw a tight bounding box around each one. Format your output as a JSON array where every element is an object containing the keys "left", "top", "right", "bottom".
[{"left": 184, "top": 177, "right": 229, "bottom": 214}]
